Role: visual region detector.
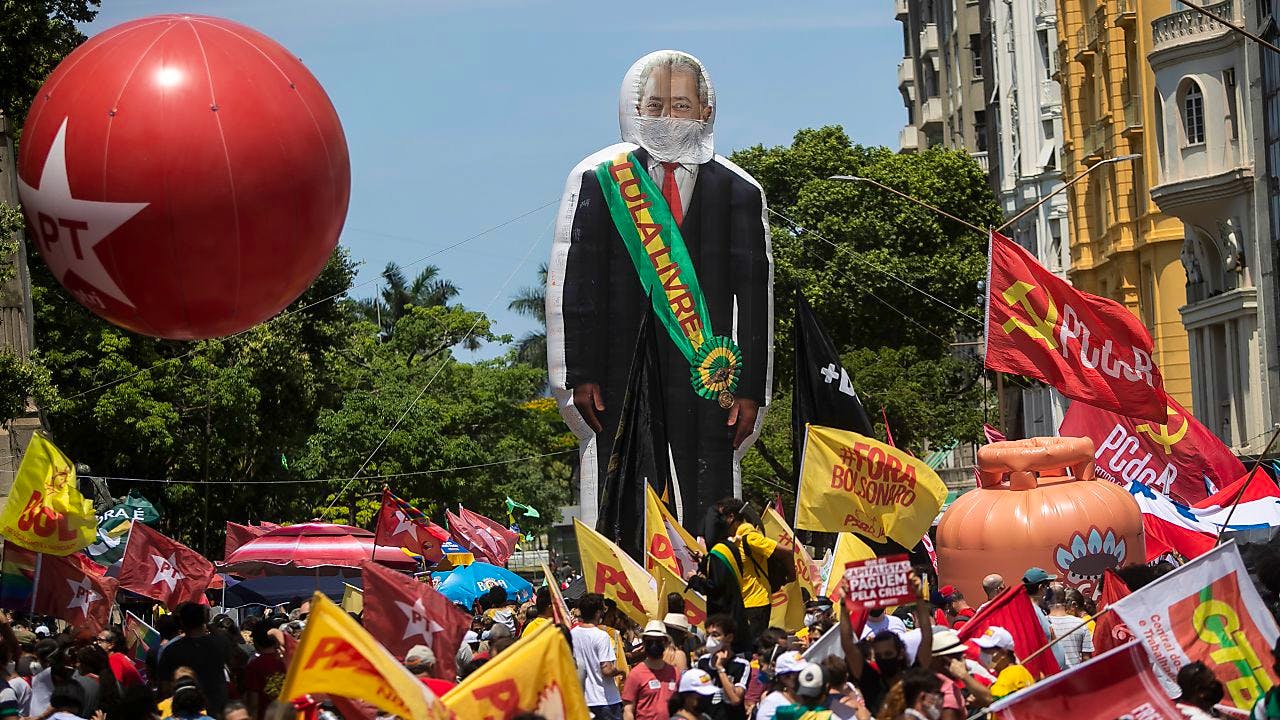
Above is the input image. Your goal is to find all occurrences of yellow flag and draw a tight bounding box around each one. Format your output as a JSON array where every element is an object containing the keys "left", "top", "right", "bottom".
[
  {"left": 796, "top": 424, "right": 947, "bottom": 545},
  {"left": 822, "top": 533, "right": 876, "bottom": 601},
  {"left": 443, "top": 620, "right": 589, "bottom": 719},
  {"left": 760, "top": 507, "right": 823, "bottom": 596},
  {"left": 770, "top": 582, "right": 806, "bottom": 632},
  {"left": 341, "top": 583, "right": 363, "bottom": 614},
  {"left": 0, "top": 434, "right": 95, "bottom": 555},
  {"left": 277, "top": 592, "right": 451, "bottom": 720},
  {"left": 648, "top": 553, "right": 707, "bottom": 627},
  {"left": 643, "top": 484, "right": 700, "bottom": 577},
  {"left": 573, "top": 519, "right": 657, "bottom": 626}
]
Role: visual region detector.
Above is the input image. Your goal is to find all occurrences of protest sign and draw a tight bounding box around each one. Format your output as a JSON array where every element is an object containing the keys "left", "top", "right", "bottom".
[{"left": 841, "top": 554, "right": 914, "bottom": 611}]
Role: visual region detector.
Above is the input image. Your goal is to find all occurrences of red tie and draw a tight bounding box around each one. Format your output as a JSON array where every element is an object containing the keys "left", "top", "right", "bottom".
[{"left": 660, "top": 161, "right": 684, "bottom": 226}]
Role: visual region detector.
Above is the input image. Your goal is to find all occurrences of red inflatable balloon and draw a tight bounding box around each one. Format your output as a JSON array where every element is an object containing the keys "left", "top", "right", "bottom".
[{"left": 17, "top": 15, "right": 350, "bottom": 339}]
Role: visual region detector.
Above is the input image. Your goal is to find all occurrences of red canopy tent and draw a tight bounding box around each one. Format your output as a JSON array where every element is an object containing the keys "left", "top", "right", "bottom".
[{"left": 219, "top": 523, "right": 417, "bottom": 576}]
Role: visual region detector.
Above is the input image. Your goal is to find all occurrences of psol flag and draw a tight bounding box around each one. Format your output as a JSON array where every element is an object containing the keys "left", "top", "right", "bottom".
[
  {"left": 117, "top": 522, "right": 214, "bottom": 607},
  {"left": 361, "top": 560, "right": 469, "bottom": 682},
  {"left": 761, "top": 506, "right": 823, "bottom": 631},
  {"left": 278, "top": 592, "right": 452, "bottom": 720},
  {"left": 985, "top": 230, "right": 1168, "bottom": 422},
  {"left": 1059, "top": 396, "right": 1244, "bottom": 505},
  {"left": 33, "top": 552, "right": 117, "bottom": 635},
  {"left": 1111, "top": 540, "right": 1279, "bottom": 711},
  {"left": 644, "top": 484, "right": 699, "bottom": 578},
  {"left": 795, "top": 425, "right": 947, "bottom": 546},
  {"left": 573, "top": 519, "right": 656, "bottom": 626},
  {"left": 0, "top": 434, "right": 96, "bottom": 555},
  {"left": 442, "top": 621, "right": 589, "bottom": 720}
]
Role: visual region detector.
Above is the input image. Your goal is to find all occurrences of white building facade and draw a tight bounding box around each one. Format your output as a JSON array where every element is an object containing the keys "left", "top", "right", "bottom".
[
  {"left": 1147, "top": 0, "right": 1277, "bottom": 453},
  {"left": 988, "top": 0, "right": 1072, "bottom": 438}
]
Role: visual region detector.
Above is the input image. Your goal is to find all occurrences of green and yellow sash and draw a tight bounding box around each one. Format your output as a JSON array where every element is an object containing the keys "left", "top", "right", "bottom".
[{"left": 595, "top": 152, "right": 742, "bottom": 407}]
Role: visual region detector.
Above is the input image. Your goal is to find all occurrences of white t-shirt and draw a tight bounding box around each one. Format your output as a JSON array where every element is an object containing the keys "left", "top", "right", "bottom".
[
  {"left": 28, "top": 668, "right": 52, "bottom": 717},
  {"left": 7, "top": 676, "right": 31, "bottom": 715},
  {"left": 756, "top": 690, "right": 790, "bottom": 720},
  {"left": 570, "top": 624, "right": 621, "bottom": 707},
  {"left": 860, "top": 613, "right": 908, "bottom": 640}
]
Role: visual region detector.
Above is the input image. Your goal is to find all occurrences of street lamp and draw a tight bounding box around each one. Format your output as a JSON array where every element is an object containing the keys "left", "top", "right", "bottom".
[{"left": 995, "top": 153, "right": 1141, "bottom": 233}]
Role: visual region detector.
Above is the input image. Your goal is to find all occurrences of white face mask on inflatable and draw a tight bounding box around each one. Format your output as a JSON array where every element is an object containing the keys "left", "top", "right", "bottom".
[{"left": 618, "top": 50, "right": 716, "bottom": 164}]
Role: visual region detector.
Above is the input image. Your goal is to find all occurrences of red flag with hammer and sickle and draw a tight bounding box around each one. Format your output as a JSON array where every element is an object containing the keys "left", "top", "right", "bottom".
[{"left": 985, "top": 231, "right": 1168, "bottom": 422}]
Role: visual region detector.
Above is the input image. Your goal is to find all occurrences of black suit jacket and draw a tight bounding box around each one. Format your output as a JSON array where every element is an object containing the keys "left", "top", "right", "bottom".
[{"left": 561, "top": 146, "right": 770, "bottom": 406}]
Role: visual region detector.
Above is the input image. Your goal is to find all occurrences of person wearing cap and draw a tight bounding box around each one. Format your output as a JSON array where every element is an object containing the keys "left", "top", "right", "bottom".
[
  {"left": 623, "top": 621, "right": 679, "bottom": 720},
  {"left": 755, "top": 650, "right": 808, "bottom": 720},
  {"left": 404, "top": 644, "right": 454, "bottom": 697},
  {"left": 1021, "top": 568, "right": 1067, "bottom": 669},
  {"left": 926, "top": 628, "right": 992, "bottom": 718},
  {"left": 668, "top": 668, "right": 721, "bottom": 720},
  {"left": 771, "top": 661, "right": 834, "bottom": 719},
  {"left": 971, "top": 626, "right": 1032, "bottom": 700},
  {"left": 803, "top": 598, "right": 833, "bottom": 629},
  {"left": 694, "top": 614, "right": 749, "bottom": 720}
]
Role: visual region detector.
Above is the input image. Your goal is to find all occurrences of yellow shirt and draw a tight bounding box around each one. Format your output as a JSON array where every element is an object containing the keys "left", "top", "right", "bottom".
[
  {"left": 522, "top": 616, "right": 550, "bottom": 638},
  {"left": 734, "top": 522, "right": 778, "bottom": 608},
  {"left": 990, "top": 664, "right": 1035, "bottom": 699}
]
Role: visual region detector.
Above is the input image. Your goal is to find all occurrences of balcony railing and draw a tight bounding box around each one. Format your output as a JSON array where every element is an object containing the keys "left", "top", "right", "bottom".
[
  {"left": 900, "top": 126, "right": 920, "bottom": 153},
  {"left": 1036, "top": 0, "right": 1056, "bottom": 21},
  {"left": 1151, "top": 0, "right": 1236, "bottom": 53},
  {"left": 1083, "top": 119, "right": 1107, "bottom": 156},
  {"left": 920, "top": 23, "right": 939, "bottom": 55},
  {"left": 971, "top": 151, "right": 990, "bottom": 173},
  {"left": 1040, "top": 79, "right": 1062, "bottom": 110},
  {"left": 1120, "top": 78, "right": 1142, "bottom": 131},
  {"left": 898, "top": 59, "right": 915, "bottom": 89},
  {"left": 922, "top": 97, "right": 944, "bottom": 127}
]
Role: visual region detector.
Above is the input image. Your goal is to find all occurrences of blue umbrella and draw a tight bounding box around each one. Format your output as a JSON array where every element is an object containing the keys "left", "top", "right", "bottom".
[{"left": 431, "top": 562, "right": 533, "bottom": 607}]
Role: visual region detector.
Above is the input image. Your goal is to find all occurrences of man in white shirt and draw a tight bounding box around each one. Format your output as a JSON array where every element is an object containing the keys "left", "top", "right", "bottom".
[
  {"left": 859, "top": 608, "right": 908, "bottom": 641},
  {"left": 571, "top": 593, "right": 626, "bottom": 720}
]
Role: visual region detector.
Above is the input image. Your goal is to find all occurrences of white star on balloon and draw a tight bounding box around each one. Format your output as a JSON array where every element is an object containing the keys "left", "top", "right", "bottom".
[
  {"left": 396, "top": 597, "right": 444, "bottom": 643},
  {"left": 16, "top": 118, "right": 148, "bottom": 307},
  {"left": 65, "top": 576, "right": 100, "bottom": 618},
  {"left": 391, "top": 510, "right": 417, "bottom": 537},
  {"left": 151, "top": 553, "right": 185, "bottom": 592}
]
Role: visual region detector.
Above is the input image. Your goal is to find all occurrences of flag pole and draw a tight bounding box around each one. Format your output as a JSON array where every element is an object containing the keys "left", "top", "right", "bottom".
[
  {"left": 1214, "top": 423, "right": 1280, "bottom": 545},
  {"left": 1018, "top": 607, "right": 1115, "bottom": 666}
]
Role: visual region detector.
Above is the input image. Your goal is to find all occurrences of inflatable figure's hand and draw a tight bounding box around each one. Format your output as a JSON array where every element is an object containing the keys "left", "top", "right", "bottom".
[
  {"left": 572, "top": 383, "right": 606, "bottom": 433},
  {"left": 728, "top": 397, "right": 759, "bottom": 449}
]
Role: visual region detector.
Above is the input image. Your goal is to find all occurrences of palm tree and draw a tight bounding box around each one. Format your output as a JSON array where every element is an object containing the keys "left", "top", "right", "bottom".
[
  {"left": 358, "top": 262, "right": 459, "bottom": 339},
  {"left": 508, "top": 263, "right": 547, "bottom": 370}
]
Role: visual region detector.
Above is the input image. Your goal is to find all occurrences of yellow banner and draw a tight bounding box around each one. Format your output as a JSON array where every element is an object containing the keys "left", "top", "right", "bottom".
[
  {"left": 0, "top": 434, "right": 95, "bottom": 556},
  {"left": 644, "top": 484, "right": 700, "bottom": 578},
  {"left": 648, "top": 553, "right": 707, "bottom": 627},
  {"left": 770, "top": 582, "right": 806, "bottom": 632},
  {"left": 574, "top": 519, "right": 657, "bottom": 626},
  {"left": 796, "top": 425, "right": 947, "bottom": 546},
  {"left": 761, "top": 507, "right": 823, "bottom": 596},
  {"left": 277, "top": 592, "right": 451, "bottom": 720},
  {"left": 822, "top": 533, "right": 876, "bottom": 601},
  {"left": 443, "top": 620, "right": 589, "bottom": 719},
  {"left": 341, "top": 583, "right": 363, "bottom": 615}
]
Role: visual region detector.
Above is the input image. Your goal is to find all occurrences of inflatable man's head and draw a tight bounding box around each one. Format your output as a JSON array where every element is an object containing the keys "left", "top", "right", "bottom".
[
  {"left": 618, "top": 50, "right": 716, "bottom": 164},
  {"left": 936, "top": 437, "right": 1145, "bottom": 599}
]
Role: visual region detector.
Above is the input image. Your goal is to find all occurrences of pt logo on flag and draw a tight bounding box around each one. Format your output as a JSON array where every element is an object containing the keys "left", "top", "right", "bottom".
[
  {"left": 1136, "top": 408, "right": 1188, "bottom": 453},
  {"left": 1001, "top": 280, "right": 1058, "bottom": 347},
  {"left": 150, "top": 554, "right": 185, "bottom": 592},
  {"left": 66, "top": 576, "right": 99, "bottom": 618},
  {"left": 396, "top": 597, "right": 444, "bottom": 643},
  {"left": 391, "top": 511, "right": 416, "bottom": 537}
]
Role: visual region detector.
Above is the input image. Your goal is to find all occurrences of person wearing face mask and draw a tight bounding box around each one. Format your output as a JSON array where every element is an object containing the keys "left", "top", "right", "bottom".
[
  {"left": 805, "top": 598, "right": 834, "bottom": 629},
  {"left": 550, "top": 49, "right": 773, "bottom": 541},
  {"left": 693, "top": 615, "right": 749, "bottom": 720},
  {"left": 623, "top": 621, "right": 680, "bottom": 720},
  {"left": 878, "top": 668, "right": 944, "bottom": 720},
  {"left": 668, "top": 668, "right": 721, "bottom": 720},
  {"left": 1175, "top": 661, "right": 1225, "bottom": 719},
  {"left": 756, "top": 651, "right": 808, "bottom": 720},
  {"left": 969, "top": 627, "right": 1031, "bottom": 700},
  {"left": 858, "top": 608, "right": 908, "bottom": 642}
]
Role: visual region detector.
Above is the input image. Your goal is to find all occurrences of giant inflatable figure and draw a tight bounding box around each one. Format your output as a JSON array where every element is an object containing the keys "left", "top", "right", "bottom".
[
  {"left": 547, "top": 51, "right": 774, "bottom": 527},
  {"left": 936, "top": 437, "right": 1146, "bottom": 600}
]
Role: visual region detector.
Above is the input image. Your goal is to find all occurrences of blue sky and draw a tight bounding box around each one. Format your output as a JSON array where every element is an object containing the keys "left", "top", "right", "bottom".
[{"left": 82, "top": 1, "right": 904, "bottom": 358}]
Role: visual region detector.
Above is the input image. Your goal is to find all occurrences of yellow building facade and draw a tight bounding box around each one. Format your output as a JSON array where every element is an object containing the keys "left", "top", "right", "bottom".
[{"left": 1055, "top": 0, "right": 1191, "bottom": 406}]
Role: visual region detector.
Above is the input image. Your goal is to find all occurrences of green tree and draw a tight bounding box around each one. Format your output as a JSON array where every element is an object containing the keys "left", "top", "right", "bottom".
[
  {"left": 0, "top": 0, "right": 99, "bottom": 131},
  {"left": 357, "top": 262, "right": 461, "bottom": 339},
  {"left": 729, "top": 127, "right": 997, "bottom": 500},
  {"left": 508, "top": 262, "right": 547, "bottom": 370}
]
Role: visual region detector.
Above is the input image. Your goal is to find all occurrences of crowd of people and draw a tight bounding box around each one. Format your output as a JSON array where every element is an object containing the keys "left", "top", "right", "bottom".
[{"left": 2, "top": 496, "right": 1277, "bottom": 720}]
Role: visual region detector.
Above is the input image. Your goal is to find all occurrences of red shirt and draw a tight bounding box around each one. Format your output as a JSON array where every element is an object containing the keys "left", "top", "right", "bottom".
[
  {"left": 243, "top": 651, "right": 287, "bottom": 720},
  {"left": 621, "top": 662, "right": 678, "bottom": 720},
  {"left": 107, "top": 652, "right": 143, "bottom": 688},
  {"left": 419, "top": 676, "right": 456, "bottom": 697}
]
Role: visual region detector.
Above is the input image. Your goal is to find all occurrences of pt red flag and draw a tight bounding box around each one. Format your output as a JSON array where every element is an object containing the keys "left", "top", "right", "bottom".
[
  {"left": 360, "top": 560, "right": 470, "bottom": 682},
  {"left": 34, "top": 552, "right": 117, "bottom": 635},
  {"left": 447, "top": 507, "right": 518, "bottom": 566},
  {"left": 1090, "top": 569, "right": 1133, "bottom": 654},
  {"left": 224, "top": 521, "right": 278, "bottom": 561},
  {"left": 373, "top": 490, "right": 446, "bottom": 564},
  {"left": 988, "top": 641, "right": 1181, "bottom": 719},
  {"left": 1058, "top": 395, "right": 1244, "bottom": 504},
  {"left": 985, "top": 230, "right": 1168, "bottom": 422},
  {"left": 958, "top": 584, "right": 1060, "bottom": 679},
  {"left": 118, "top": 522, "right": 214, "bottom": 607}
]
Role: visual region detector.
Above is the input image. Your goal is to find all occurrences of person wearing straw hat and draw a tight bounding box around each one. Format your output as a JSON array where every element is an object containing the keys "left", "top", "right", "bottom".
[
  {"left": 624, "top": 621, "right": 680, "bottom": 720},
  {"left": 925, "top": 628, "right": 992, "bottom": 719}
]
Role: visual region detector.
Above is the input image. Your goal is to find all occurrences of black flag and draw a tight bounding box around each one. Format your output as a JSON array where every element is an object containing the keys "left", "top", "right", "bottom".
[
  {"left": 792, "top": 294, "right": 875, "bottom": 486},
  {"left": 596, "top": 310, "right": 676, "bottom": 562}
]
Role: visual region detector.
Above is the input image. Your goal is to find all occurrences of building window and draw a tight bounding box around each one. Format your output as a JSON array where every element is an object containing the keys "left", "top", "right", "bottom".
[
  {"left": 1225, "top": 68, "right": 1239, "bottom": 140},
  {"left": 1183, "top": 80, "right": 1206, "bottom": 145},
  {"left": 1155, "top": 97, "right": 1166, "bottom": 175},
  {"left": 1038, "top": 30, "right": 1053, "bottom": 79},
  {"left": 975, "top": 110, "right": 987, "bottom": 151},
  {"left": 1049, "top": 219, "right": 1064, "bottom": 272},
  {"left": 970, "top": 34, "right": 983, "bottom": 78}
]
